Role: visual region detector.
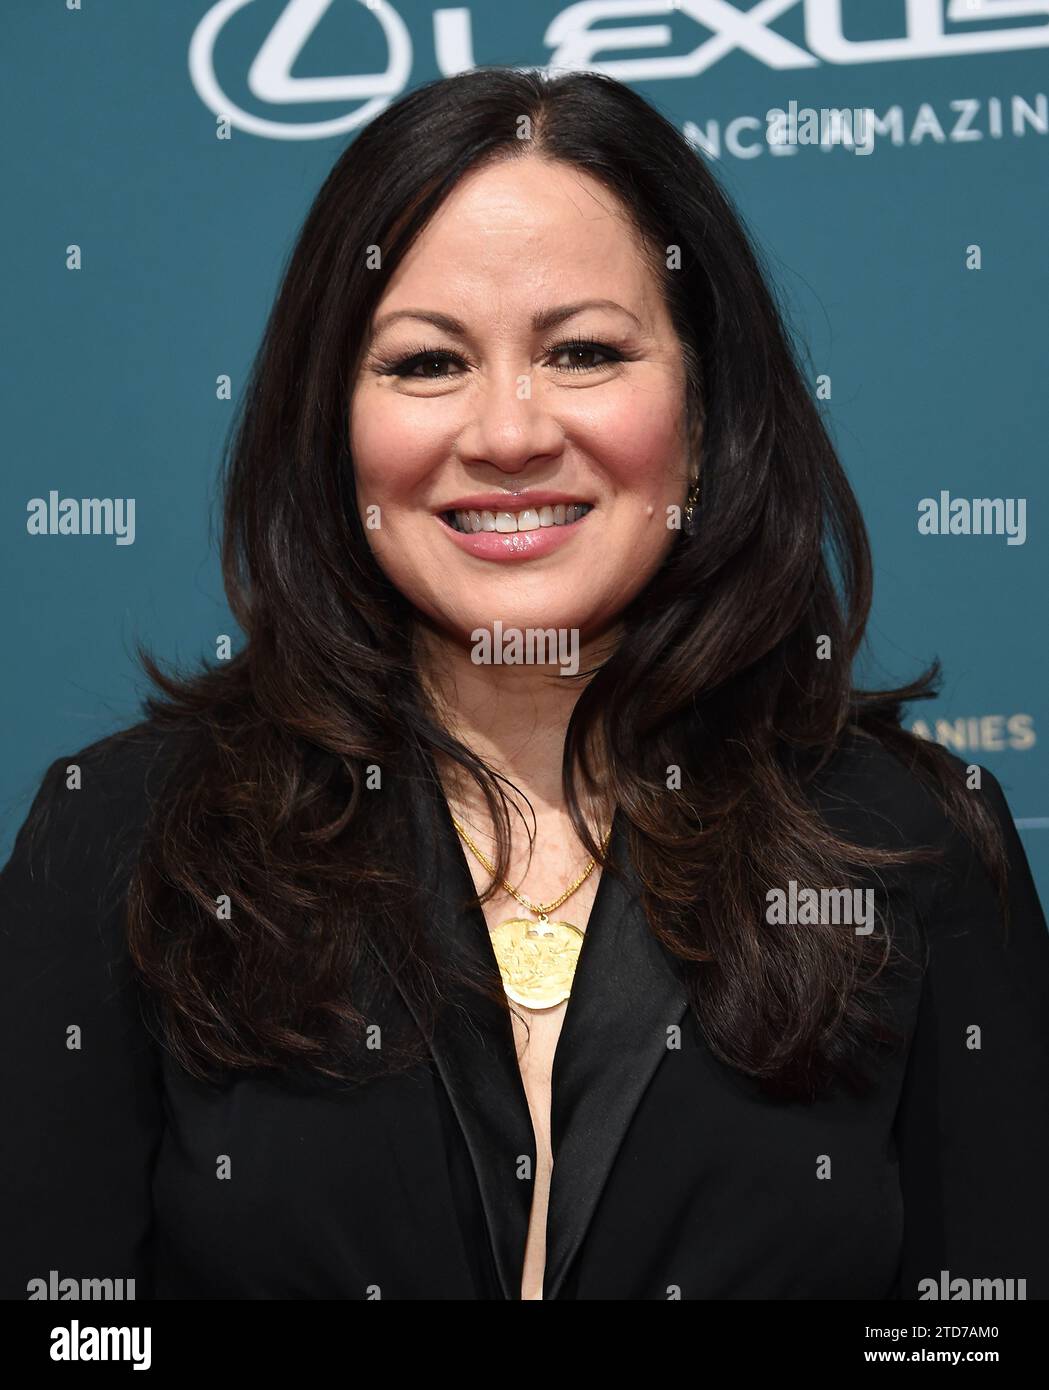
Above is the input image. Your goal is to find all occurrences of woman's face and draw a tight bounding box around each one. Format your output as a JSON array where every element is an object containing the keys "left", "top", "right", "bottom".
[{"left": 349, "top": 154, "right": 694, "bottom": 648}]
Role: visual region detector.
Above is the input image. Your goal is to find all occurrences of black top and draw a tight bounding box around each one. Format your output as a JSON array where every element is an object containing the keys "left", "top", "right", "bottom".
[{"left": 2, "top": 725, "right": 1048, "bottom": 1301}]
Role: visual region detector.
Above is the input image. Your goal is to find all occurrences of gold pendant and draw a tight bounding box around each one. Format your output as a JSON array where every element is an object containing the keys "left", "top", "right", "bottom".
[{"left": 488, "top": 915, "right": 585, "bottom": 1010}]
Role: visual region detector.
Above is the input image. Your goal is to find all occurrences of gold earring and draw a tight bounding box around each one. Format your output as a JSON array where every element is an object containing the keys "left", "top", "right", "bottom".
[{"left": 683, "top": 477, "right": 700, "bottom": 536}]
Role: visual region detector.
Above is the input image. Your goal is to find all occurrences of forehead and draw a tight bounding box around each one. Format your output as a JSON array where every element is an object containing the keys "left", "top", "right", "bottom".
[{"left": 377, "top": 156, "right": 665, "bottom": 320}]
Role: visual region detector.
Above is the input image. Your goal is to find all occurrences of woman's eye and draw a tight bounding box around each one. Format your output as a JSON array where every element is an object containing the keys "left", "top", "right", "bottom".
[
  {"left": 383, "top": 340, "right": 621, "bottom": 379},
  {"left": 391, "top": 350, "right": 467, "bottom": 379},
  {"left": 549, "top": 342, "right": 619, "bottom": 372}
]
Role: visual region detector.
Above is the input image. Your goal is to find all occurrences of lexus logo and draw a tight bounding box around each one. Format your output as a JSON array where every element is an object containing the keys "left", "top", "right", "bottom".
[{"left": 189, "top": 0, "right": 1049, "bottom": 140}]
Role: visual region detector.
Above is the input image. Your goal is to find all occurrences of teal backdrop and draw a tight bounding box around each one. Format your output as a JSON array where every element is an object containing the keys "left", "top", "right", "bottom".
[{"left": 4, "top": 1, "right": 1047, "bottom": 909}]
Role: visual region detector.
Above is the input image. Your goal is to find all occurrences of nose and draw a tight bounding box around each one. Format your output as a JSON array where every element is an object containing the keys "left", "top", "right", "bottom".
[{"left": 454, "top": 367, "right": 566, "bottom": 478}]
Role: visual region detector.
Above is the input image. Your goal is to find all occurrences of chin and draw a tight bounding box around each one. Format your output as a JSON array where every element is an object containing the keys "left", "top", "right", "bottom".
[{"left": 422, "top": 597, "right": 592, "bottom": 648}]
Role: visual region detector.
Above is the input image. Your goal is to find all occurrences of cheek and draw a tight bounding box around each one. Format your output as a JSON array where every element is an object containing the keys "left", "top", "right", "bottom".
[
  {"left": 574, "top": 382, "right": 686, "bottom": 495},
  {"left": 349, "top": 389, "right": 441, "bottom": 503}
]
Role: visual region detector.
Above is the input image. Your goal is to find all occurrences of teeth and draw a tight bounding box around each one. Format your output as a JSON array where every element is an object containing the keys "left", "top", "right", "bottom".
[{"left": 447, "top": 503, "right": 593, "bottom": 534}]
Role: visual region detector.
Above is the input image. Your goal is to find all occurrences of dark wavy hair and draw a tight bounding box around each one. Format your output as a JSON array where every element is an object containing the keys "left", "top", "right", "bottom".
[{"left": 119, "top": 67, "right": 1006, "bottom": 1101}]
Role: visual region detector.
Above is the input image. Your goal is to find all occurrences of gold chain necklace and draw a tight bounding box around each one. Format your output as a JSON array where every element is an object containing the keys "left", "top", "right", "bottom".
[{"left": 450, "top": 815, "right": 613, "bottom": 1011}]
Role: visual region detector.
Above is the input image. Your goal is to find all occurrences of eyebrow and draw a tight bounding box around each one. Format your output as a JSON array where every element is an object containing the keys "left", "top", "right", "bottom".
[{"left": 370, "top": 299, "right": 643, "bottom": 339}]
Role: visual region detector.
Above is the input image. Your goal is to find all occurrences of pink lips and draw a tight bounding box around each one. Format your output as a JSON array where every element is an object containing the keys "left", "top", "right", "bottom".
[{"left": 436, "top": 509, "right": 592, "bottom": 562}]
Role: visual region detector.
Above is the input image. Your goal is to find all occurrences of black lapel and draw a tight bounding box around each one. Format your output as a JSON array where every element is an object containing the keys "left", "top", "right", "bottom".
[
  {"left": 366, "top": 767, "right": 536, "bottom": 1300},
  {"left": 367, "top": 766, "right": 689, "bottom": 1301},
  {"left": 542, "top": 816, "right": 690, "bottom": 1299}
]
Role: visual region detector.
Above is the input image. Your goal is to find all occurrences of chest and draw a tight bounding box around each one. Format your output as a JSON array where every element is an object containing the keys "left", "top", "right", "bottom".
[
  {"left": 474, "top": 872, "right": 603, "bottom": 1298},
  {"left": 147, "top": 810, "right": 921, "bottom": 1300},
  {"left": 474, "top": 866, "right": 603, "bottom": 1111}
]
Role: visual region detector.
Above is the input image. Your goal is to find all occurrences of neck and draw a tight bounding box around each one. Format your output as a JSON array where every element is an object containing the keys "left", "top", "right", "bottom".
[{"left": 414, "top": 617, "right": 618, "bottom": 831}]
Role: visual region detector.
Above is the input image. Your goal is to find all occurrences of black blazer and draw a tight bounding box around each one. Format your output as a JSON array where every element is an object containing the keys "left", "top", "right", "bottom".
[{"left": 2, "top": 725, "right": 1048, "bottom": 1301}]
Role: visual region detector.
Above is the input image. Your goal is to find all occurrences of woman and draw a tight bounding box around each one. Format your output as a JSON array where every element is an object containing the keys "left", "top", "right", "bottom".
[{"left": 3, "top": 68, "right": 1048, "bottom": 1302}]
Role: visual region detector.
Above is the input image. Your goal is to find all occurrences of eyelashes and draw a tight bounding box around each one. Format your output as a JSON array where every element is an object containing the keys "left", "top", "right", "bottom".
[{"left": 374, "top": 334, "right": 627, "bottom": 380}]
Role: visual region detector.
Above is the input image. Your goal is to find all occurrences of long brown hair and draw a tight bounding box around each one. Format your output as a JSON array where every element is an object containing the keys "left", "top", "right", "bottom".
[{"left": 120, "top": 68, "right": 1006, "bottom": 1101}]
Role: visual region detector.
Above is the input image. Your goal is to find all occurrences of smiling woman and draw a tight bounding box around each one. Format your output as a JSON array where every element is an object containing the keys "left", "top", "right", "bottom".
[
  {"left": 351, "top": 157, "right": 694, "bottom": 622},
  {"left": 3, "top": 67, "right": 1048, "bottom": 1304}
]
